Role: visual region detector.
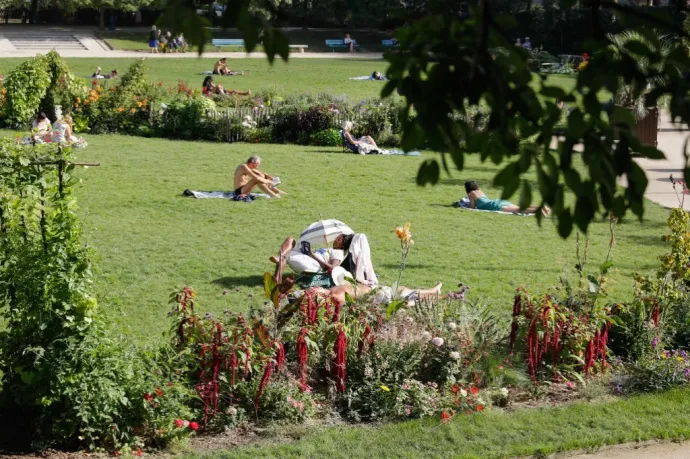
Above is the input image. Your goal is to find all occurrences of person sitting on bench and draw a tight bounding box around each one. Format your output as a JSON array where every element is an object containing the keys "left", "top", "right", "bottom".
[{"left": 233, "top": 155, "right": 285, "bottom": 198}]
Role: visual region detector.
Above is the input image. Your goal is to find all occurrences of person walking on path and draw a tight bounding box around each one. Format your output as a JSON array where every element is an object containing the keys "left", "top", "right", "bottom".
[{"left": 149, "top": 26, "right": 159, "bottom": 53}]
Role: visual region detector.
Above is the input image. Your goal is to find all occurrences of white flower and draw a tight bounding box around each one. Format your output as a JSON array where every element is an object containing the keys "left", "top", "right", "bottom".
[
  {"left": 500, "top": 388, "right": 509, "bottom": 397},
  {"left": 460, "top": 388, "right": 467, "bottom": 397},
  {"left": 421, "top": 331, "right": 432, "bottom": 341},
  {"left": 447, "top": 322, "right": 457, "bottom": 330},
  {"left": 227, "top": 407, "right": 238, "bottom": 416},
  {"left": 449, "top": 351, "right": 460, "bottom": 360},
  {"left": 244, "top": 115, "right": 252, "bottom": 121},
  {"left": 431, "top": 337, "right": 444, "bottom": 347}
]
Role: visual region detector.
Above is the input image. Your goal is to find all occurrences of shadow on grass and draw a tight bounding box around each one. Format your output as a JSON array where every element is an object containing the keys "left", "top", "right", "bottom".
[
  {"left": 212, "top": 275, "right": 265, "bottom": 288},
  {"left": 624, "top": 234, "right": 668, "bottom": 248}
]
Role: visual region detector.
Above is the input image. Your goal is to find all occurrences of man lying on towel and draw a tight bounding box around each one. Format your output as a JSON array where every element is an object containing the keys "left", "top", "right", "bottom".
[
  {"left": 465, "top": 180, "right": 551, "bottom": 216},
  {"left": 234, "top": 155, "right": 286, "bottom": 198}
]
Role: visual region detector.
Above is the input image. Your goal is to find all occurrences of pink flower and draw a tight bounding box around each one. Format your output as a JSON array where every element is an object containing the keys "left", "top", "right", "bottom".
[
  {"left": 175, "top": 419, "right": 183, "bottom": 428},
  {"left": 431, "top": 337, "right": 444, "bottom": 347}
]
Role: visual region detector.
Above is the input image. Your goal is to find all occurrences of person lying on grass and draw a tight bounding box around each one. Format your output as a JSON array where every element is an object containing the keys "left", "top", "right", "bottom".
[
  {"left": 202, "top": 76, "right": 251, "bottom": 97},
  {"left": 92, "top": 67, "right": 118, "bottom": 79},
  {"left": 271, "top": 233, "right": 378, "bottom": 286},
  {"left": 233, "top": 155, "right": 285, "bottom": 198},
  {"left": 465, "top": 180, "right": 551, "bottom": 216}
]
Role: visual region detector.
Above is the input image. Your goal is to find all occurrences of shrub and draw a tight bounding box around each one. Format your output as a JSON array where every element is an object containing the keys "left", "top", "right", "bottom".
[
  {"left": 245, "top": 126, "right": 273, "bottom": 144},
  {"left": 622, "top": 349, "right": 690, "bottom": 393},
  {"left": 271, "top": 105, "right": 301, "bottom": 143},
  {"left": 3, "top": 56, "right": 51, "bottom": 127},
  {"left": 298, "top": 106, "right": 334, "bottom": 137},
  {"left": 309, "top": 128, "right": 341, "bottom": 146}
]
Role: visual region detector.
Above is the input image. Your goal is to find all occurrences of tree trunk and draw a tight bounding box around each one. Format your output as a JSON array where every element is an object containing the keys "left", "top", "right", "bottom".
[
  {"left": 99, "top": 7, "right": 105, "bottom": 30},
  {"left": 29, "top": 0, "right": 38, "bottom": 24}
]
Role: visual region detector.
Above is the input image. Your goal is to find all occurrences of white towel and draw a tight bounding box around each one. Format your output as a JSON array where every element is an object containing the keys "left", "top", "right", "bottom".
[{"left": 350, "top": 234, "right": 378, "bottom": 286}]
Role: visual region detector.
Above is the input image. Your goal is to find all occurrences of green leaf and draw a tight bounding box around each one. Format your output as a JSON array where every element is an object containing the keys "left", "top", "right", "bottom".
[
  {"left": 386, "top": 300, "right": 405, "bottom": 319},
  {"left": 519, "top": 180, "right": 532, "bottom": 210},
  {"left": 637, "top": 146, "right": 665, "bottom": 160},
  {"left": 416, "top": 159, "right": 440, "bottom": 186},
  {"left": 263, "top": 272, "right": 277, "bottom": 300},
  {"left": 558, "top": 209, "right": 574, "bottom": 238}
]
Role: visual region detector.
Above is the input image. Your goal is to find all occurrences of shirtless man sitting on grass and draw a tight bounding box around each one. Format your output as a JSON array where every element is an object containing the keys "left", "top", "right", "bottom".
[{"left": 233, "top": 155, "right": 286, "bottom": 198}]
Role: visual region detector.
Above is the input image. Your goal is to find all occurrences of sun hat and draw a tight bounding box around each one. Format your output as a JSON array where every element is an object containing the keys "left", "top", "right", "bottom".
[{"left": 331, "top": 266, "right": 354, "bottom": 287}]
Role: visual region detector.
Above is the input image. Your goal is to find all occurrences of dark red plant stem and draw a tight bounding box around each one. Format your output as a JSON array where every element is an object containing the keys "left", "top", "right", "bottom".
[
  {"left": 297, "top": 328, "right": 309, "bottom": 391},
  {"left": 276, "top": 341, "right": 285, "bottom": 371},
  {"left": 509, "top": 293, "right": 522, "bottom": 352},
  {"left": 358, "top": 324, "right": 371, "bottom": 357},
  {"left": 333, "top": 328, "right": 347, "bottom": 392}
]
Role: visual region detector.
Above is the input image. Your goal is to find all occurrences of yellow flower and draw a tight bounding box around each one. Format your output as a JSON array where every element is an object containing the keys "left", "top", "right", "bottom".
[{"left": 380, "top": 385, "right": 390, "bottom": 392}]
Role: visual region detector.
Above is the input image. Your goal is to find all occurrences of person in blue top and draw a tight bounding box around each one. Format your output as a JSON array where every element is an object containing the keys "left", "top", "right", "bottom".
[{"left": 465, "top": 180, "right": 551, "bottom": 215}]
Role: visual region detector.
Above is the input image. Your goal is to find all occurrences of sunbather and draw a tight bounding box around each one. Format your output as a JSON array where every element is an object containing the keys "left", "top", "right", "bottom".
[
  {"left": 465, "top": 180, "right": 551, "bottom": 216},
  {"left": 270, "top": 236, "right": 344, "bottom": 275},
  {"left": 213, "top": 58, "right": 232, "bottom": 75},
  {"left": 92, "top": 67, "right": 118, "bottom": 79},
  {"left": 202, "top": 76, "right": 250, "bottom": 97},
  {"left": 342, "top": 121, "right": 379, "bottom": 154},
  {"left": 233, "top": 155, "right": 285, "bottom": 198}
]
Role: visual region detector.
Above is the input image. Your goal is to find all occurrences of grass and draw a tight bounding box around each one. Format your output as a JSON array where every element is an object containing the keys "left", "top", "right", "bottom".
[
  {"left": 185, "top": 387, "right": 690, "bottom": 458},
  {"left": 6, "top": 132, "right": 663, "bottom": 343},
  {"left": 0, "top": 58, "right": 394, "bottom": 102},
  {"left": 99, "top": 29, "right": 394, "bottom": 53},
  {"left": 0, "top": 57, "right": 578, "bottom": 104}
]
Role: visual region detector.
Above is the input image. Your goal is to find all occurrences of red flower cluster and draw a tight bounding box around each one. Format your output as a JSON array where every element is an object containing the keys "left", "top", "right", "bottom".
[{"left": 174, "top": 419, "right": 199, "bottom": 431}]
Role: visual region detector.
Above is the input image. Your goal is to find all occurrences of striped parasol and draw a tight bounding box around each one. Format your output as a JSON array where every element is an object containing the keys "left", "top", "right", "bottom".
[{"left": 298, "top": 219, "right": 354, "bottom": 245}]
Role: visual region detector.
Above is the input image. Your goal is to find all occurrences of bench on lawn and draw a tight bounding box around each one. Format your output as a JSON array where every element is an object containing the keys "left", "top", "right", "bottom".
[
  {"left": 382, "top": 39, "right": 398, "bottom": 48},
  {"left": 289, "top": 44, "right": 308, "bottom": 53},
  {"left": 325, "top": 39, "right": 359, "bottom": 51},
  {"left": 211, "top": 39, "right": 245, "bottom": 51}
]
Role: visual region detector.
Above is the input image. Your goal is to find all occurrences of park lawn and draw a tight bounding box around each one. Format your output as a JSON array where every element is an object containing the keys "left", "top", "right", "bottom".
[
  {"left": 100, "top": 29, "right": 393, "bottom": 53},
  {"left": 16, "top": 133, "right": 665, "bottom": 343},
  {"left": 0, "top": 57, "right": 577, "bottom": 104},
  {"left": 186, "top": 387, "right": 690, "bottom": 458}
]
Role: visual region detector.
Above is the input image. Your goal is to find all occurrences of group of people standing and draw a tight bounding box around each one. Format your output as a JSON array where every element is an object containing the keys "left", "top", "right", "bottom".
[
  {"left": 515, "top": 37, "right": 533, "bottom": 50},
  {"left": 149, "top": 26, "right": 187, "bottom": 53}
]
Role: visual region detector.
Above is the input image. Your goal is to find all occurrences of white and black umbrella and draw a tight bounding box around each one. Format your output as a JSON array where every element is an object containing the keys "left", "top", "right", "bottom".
[{"left": 298, "top": 219, "right": 354, "bottom": 245}]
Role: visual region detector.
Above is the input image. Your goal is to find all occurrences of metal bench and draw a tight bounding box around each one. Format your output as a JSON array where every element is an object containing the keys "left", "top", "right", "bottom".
[
  {"left": 325, "top": 39, "right": 359, "bottom": 51},
  {"left": 289, "top": 44, "right": 309, "bottom": 53},
  {"left": 382, "top": 39, "right": 399, "bottom": 48},
  {"left": 211, "top": 39, "right": 245, "bottom": 51}
]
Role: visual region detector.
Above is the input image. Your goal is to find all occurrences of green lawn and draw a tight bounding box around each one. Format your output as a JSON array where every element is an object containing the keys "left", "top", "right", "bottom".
[
  {"left": 15, "top": 132, "right": 664, "bottom": 343},
  {"left": 0, "top": 58, "right": 577, "bottom": 104},
  {"left": 187, "top": 388, "right": 690, "bottom": 458},
  {"left": 0, "top": 58, "right": 394, "bottom": 102},
  {"left": 100, "top": 29, "right": 393, "bottom": 53}
]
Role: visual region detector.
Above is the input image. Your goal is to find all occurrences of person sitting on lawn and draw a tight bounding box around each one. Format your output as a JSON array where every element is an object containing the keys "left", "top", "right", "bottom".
[
  {"left": 53, "top": 115, "right": 88, "bottom": 148},
  {"left": 213, "top": 58, "right": 232, "bottom": 75},
  {"left": 233, "top": 155, "right": 284, "bottom": 198},
  {"left": 202, "top": 76, "right": 251, "bottom": 97},
  {"left": 465, "top": 180, "right": 551, "bottom": 216},
  {"left": 31, "top": 112, "right": 52, "bottom": 142},
  {"left": 342, "top": 121, "right": 379, "bottom": 154}
]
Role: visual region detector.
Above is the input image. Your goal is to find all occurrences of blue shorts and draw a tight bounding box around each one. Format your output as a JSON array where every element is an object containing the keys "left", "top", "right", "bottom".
[{"left": 149, "top": 40, "right": 158, "bottom": 48}]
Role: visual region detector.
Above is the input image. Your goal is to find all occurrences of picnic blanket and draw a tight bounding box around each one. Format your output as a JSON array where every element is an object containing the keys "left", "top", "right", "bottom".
[
  {"left": 385, "top": 149, "right": 420, "bottom": 156},
  {"left": 201, "top": 71, "right": 244, "bottom": 76},
  {"left": 349, "top": 75, "right": 387, "bottom": 80},
  {"left": 453, "top": 197, "right": 533, "bottom": 216},
  {"left": 182, "top": 189, "right": 271, "bottom": 202}
]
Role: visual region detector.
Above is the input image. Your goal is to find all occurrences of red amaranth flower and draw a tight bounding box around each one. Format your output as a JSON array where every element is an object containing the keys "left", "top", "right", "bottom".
[
  {"left": 276, "top": 342, "right": 285, "bottom": 371},
  {"left": 255, "top": 360, "right": 274, "bottom": 411},
  {"left": 333, "top": 328, "right": 347, "bottom": 392},
  {"left": 297, "top": 328, "right": 309, "bottom": 391}
]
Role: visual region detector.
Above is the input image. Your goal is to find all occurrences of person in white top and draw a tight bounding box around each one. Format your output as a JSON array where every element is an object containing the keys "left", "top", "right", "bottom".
[{"left": 31, "top": 112, "right": 52, "bottom": 142}]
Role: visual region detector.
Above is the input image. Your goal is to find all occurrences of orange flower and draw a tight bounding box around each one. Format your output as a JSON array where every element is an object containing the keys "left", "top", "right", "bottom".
[
  {"left": 475, "top": 404, "right": 484, "bottom": 412},
  {"left": 117, "top": 107, "right": 124, "bottom": 113},
  {"left": 130, "top": 108, "right": 136, "bottom": 114},
  {"left": 76, "top": 97, "right": 81, "bottom": 103},
  {"left": 84, "top": 99, "right": 90, "bottom": 105},
  {"left": 395, "top": 222, "right": 413, "bottom": 244}
]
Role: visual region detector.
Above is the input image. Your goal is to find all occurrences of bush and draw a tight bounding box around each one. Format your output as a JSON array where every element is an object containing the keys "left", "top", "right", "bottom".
[
  {"left": 298, "top": 106, "right": 334, "bottom": 137},
  {"left": 622, "top": 350, "right": 690, "bottom": 393},
  {"left": 309, "top": 129, "right": 341, "bottom": 146},
  {"left": 3, "top": 56, "right": 51, "bottom": 127},
  {"left": 271, "top": 105, "right": 301, "bottom": 143}
]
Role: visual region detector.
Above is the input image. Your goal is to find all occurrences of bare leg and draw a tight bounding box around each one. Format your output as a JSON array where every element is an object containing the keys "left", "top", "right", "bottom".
[
  {"left": 501, "top": 204, "right": 551, "bottom": 216},
  {"left": 364, "top": 136, "right": 378, "bottom": 148},
  {"left": 238, "top": 177, "right": 261, "bottom": 194},
  {"left": 399, "top": 282, "right": 442, "bottom": 300},
  {"left": 271, "top": 186, "right": 288, "bottom": 195},
  {"left": 270, "top": 237, "right": 296, "bottom": 264},
  {"left": 257, "top": 182, "right": 281, "bottom": 198}
]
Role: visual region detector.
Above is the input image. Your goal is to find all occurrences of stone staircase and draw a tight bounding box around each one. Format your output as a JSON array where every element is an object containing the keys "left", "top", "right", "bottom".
[{"left": 3, "top": 31, "right": 87, "bottom": 50}]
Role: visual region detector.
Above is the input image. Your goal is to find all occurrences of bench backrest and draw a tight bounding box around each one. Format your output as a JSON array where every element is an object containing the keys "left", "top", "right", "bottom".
[
  {"left": 211, "top": 39, "right": 245, "bottom": 45},
  {"left": 382, "top": 39, "right": 398, "bottom": 47}
]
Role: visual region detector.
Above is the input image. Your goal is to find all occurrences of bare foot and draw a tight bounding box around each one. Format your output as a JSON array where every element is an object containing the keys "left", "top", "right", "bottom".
[
  {"left": 433, "top": 282, "right": 443, "bottom": 295},
  {"left": 542, "top": 206, "right": 552, "bottom": 217}
]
